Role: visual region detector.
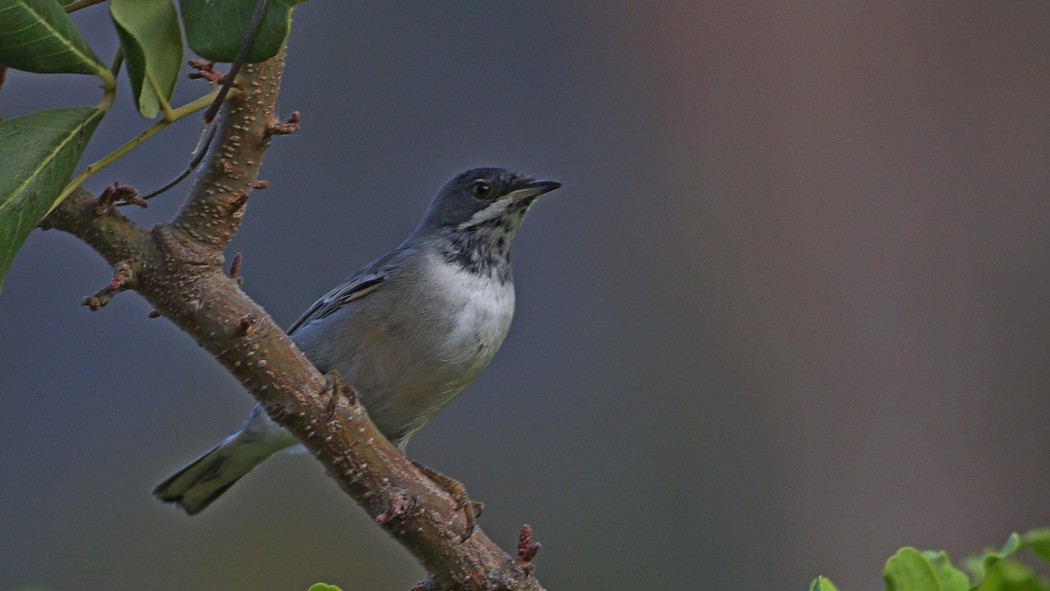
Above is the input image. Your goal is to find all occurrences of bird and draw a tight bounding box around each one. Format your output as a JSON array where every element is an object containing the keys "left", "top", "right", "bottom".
[{"left": 153, "top": 167, "right": 562, "bottom": 516}]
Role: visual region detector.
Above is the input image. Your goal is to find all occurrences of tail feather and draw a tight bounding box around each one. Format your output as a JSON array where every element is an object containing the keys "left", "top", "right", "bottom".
[{"left": 153, "top": 437, "right": 279, "bottom": 515}]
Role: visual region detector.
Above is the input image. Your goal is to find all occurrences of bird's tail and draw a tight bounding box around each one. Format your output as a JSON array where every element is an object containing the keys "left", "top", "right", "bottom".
[{"left": 153, "top": 433, "right": 288, "bottom": 515}]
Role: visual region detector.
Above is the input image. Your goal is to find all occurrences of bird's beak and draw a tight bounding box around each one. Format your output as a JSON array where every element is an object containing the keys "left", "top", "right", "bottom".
[{"left": 507, "top": 179, "right": 562, "bottom": 201}]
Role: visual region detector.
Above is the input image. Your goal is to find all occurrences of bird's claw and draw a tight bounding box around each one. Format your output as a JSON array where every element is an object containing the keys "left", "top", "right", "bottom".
[
  {"left": 411, "top": 459, "right": 484, "bottom": 542},
  {"left": 458, "top": 500, "right": 485, "bottom": 542}
]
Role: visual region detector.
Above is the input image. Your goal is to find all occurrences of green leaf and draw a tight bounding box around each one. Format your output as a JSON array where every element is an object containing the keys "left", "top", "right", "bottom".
[
  {"left": 976, "top": 559, "right": 1050, "bottom": 591},
  {"left": 1019, "top": 529, "right": 1050, "bottom": 564},
  {"left": 179, "top": 0, "right": 306, "bottom": 63},
  {"left": 110, "top": 0, "right": 183, "bottom": 118},
  {"left": 966, "top": 531, "right": 1050, "bottom": 591},
  {"left": 973, "top": 533, "right": 1025, "bottom": 580},
  {"left": 0, "top": 107, "right": 103, "bottom": 293},
  {"left": 884, "top": 547, "right": 941, "bottom": 591},
  {"left": 0, "top": 0, "right": 105, "bottom": 75},
  {"left": 306, "top": 584, "right": 342, "bottom": 591},
  {"left": 809, "top": 576, "right": 840, "bottom": 591},
  {"left": 922, "top": 551, "right": 970, "bottom": 591}
]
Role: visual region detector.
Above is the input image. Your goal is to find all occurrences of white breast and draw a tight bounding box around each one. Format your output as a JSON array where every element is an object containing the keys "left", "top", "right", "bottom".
[{"left": 426, "top": 255, "right": 516, "bottom": 366}]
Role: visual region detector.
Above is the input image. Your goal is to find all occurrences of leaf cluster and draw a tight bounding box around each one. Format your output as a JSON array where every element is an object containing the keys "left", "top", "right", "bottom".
[
  {"left": 0, "top": 0, "right": 304, "bottom": 293},
  {"left": 812, "top": 529, "right": 1050, "bottom": 591}
]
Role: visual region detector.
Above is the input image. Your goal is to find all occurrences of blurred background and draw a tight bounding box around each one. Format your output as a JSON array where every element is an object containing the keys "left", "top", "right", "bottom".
[{"left": 2, "top": 2, "right": 1049, "bottom": 589}]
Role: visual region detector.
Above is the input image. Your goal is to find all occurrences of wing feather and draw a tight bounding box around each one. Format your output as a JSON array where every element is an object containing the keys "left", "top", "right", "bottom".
[{"left": 287, "top": 249, "right": 402, "bottom": 335}]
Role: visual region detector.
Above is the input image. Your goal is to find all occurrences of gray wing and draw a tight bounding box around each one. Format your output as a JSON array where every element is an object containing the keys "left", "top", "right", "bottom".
[{"left": 287, "top": 249, "right": 402, "bottom": 335}]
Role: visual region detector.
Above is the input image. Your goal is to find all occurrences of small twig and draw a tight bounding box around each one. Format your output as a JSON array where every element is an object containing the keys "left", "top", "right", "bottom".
[
  {"left": 82, "top": 261, "right": 135, "bottom": 311},
  {"left": 266, "top": 111, "right": 301, "bottom": 137},
  {"left": 98, "top": 181, "right": 147, "bottom": 214},
  {"left": 253, "top": 180, "right": 271, "bottom": 190},
  {"left": 187, "top": 59, "right": 225, "bottom": 84},
  {"left": 138, "top": 124, "right": 218, "bottom": 201}
]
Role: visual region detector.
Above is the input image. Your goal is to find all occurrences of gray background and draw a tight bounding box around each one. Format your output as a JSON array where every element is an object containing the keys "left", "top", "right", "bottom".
[{"left": 2, "top": 2, "right": 1050, "bottom": 590}]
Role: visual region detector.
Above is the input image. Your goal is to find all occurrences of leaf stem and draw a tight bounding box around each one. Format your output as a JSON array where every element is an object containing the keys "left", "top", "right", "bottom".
[
  {"left": 146, "top": 70, "right": 177, "bottom": 122},
  {"left": 109, "top": 47, "right": 123, "bottom": 78},
  {"left": 97, "top": 67, "right": 116, "bottom": 96},
  {"left": 97, "top": 49, "right": 122, "bottom": 113}
]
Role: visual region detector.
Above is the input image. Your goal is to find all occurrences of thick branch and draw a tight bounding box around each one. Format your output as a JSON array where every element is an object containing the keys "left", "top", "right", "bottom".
[
  {"left": 171, "top": 54, "right": 283, "bottom": 252},
  {"left": 44, "top": 49, "right": 544, "bottom": 591}
]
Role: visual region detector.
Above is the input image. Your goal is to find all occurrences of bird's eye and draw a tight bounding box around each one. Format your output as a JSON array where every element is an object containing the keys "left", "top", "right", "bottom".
[{"left": 472, "top": 180, "right": 492, "bottom": 199}]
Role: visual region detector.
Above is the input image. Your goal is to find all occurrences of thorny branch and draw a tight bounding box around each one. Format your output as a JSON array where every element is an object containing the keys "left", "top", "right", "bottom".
[{"left": 42, "top": 47, "right": 545, "bottom": 591}]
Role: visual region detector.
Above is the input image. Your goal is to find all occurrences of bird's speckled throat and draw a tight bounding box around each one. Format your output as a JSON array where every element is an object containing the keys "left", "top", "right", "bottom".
[{"left": 439, "top": 199, "right": 532, "bottom": 283}]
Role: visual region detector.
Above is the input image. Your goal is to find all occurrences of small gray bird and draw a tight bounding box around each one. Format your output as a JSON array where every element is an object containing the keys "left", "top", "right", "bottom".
[{"left": 154, "top": 167, "right": 561, "bottom": 514}]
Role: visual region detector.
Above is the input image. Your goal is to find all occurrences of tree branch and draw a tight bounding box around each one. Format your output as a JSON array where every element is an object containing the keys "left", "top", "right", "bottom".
[{"left": 43, "top": 48, "right": 544, "bottom": 591}]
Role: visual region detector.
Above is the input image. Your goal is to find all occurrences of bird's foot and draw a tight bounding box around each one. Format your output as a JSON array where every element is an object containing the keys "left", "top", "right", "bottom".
[{"left": 411, "top": 460, "right": 484, "bottom": 541}]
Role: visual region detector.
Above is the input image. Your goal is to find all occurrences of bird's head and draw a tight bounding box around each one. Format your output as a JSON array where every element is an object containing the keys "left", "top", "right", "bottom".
[{"left": 420, "top": 167, "right": 561, "bottom": 235}]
